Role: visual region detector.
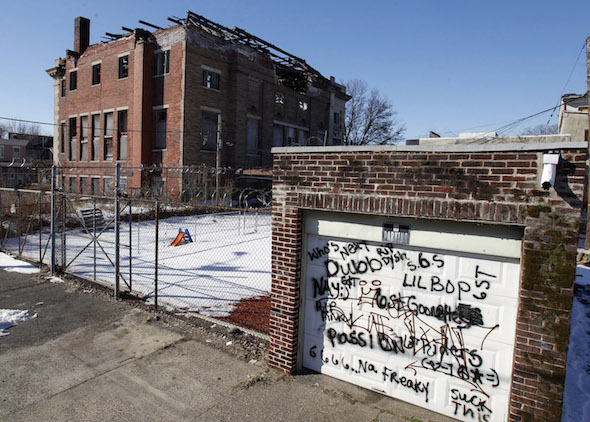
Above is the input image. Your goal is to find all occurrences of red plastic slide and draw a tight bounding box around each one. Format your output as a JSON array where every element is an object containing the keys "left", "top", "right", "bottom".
[{"left": 169, "top": 232, "right": 185, "bottom": 247}]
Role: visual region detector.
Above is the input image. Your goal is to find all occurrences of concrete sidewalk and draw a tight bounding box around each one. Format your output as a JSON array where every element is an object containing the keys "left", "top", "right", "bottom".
[{"left": 0, "top": 269, "right": 453, "bottom": 422}]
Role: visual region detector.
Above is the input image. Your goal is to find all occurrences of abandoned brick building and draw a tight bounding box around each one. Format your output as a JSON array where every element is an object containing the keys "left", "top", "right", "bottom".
[{"left": 46, "top": 11, "right": 350, "bottom": 195}]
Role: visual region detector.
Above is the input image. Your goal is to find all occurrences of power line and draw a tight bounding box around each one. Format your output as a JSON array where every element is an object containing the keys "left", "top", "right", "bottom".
[
  {"left": 546, "top": 40, "right": 587, "bottom": 125},
  {"left": 408, "top": 105, "right": 560, "bottom": 139},
  {"left": 495, "top": 105, "right": 559, "bottom": 136}
]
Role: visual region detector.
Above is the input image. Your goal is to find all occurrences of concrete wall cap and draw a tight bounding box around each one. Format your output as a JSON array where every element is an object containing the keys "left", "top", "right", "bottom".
[{"left": 272, "top": 140, "right": 588, "bottom": 154}]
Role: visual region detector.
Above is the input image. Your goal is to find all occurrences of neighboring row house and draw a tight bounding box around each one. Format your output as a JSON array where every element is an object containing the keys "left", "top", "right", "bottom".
[
  {"left": 0, "top": 133, "right": 53, "bottom": 188},
  {"left": 47, "top": 12, "right": 350, "bottom": 195},
  {"left": 558, "top": 91, "right": 589, "bottom": 141}
]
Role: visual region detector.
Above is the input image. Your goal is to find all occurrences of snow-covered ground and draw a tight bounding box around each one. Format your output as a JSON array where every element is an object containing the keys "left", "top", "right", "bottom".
[
  {"left": 563, "top": 265, "right": 590, "bottom": 421},
  {"left": 3, "top": 211, "right": 271, "bottom": 317}
]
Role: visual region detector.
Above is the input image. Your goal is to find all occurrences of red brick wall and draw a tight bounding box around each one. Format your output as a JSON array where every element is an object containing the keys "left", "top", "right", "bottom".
[
  {"left": 270, "top": 146, "right": 587, "bottom": 421},
  {"left": 56, "top": 26, "right": 185, "bottom": 194}
]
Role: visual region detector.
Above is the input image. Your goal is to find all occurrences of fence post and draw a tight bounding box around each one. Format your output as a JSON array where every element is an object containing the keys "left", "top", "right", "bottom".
[
  {"left": 115, "top": 163, "right": 120, "bottom": 298},
  {"left": 0, "top": 190, "right": 3, "bottom": 249},
  {"left": 215, "top": 118, "right": 221, "bottom": 206},
  {"left": 154, "top": 197, "right": 159, "bottom": 310},
  {"left": 61, "top": 188, "right": 66, "bottom": 269},
  {"left": 17, "top": 188, "right": 21, "bottom": 255},
  {"left": 93, "top": 196, "right": 97, "bottom": 281},
  {"left": 129, "top": 198, "right": 132, "bottom": 291},
  {"left": 50, "top": 165, "right": 56, "bottom": 275},
  {"left": 39, "top": 191, "right": 42, "bottom": 265}
]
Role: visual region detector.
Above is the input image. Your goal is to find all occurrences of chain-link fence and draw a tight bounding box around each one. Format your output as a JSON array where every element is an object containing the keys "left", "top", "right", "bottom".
[{"left": 0, "top": 164, "right": 272, "bottom": 335}]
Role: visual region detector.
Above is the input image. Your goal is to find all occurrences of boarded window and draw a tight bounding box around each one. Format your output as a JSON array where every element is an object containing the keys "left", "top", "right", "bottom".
[
  {"left": 119, "top": 56, "right": 129, "bottom": 79},
  {"left": 104, "top": 112, "right": 113, "bottom": 160},
  {"left": 297, "top": 129, "right": 307, "bottom": 146},
  {"left": 104, "top": 177, "right": 113, "bottom": 196},
  {"left": 202, "top": 69, "right": 220, "bottom": 90},
  {"left": 69, "top": 70, "right": 77, "bottom": 90},
  {"left": 91, "top": 114, "right": 100, "bottom": 161},
  {"left": 333, "top": 111, "right": 341, "bottom": 125},
  {"left": 60, "top": 123, "right": 65, "bottom": 153},
  {"left": 154, "top": 109, "right": 167, "bottom": 149},
  {"left": 154, "top": 50, "right": 170, "bottom": 76},
  {"left": 80, "top": 116, "right": 89, "bottom": 161},
  {"left": 69, "top": 117, "right": 77, "bottom": 161},
  {"left": 246, "top": 118, "right": 259, "bottom": 153},
  {"left": 79, "top": 177, "right": 87, "bottom": 194},
  {"left": 273, "top": 125, "right": 283, "bottom": 147},
  {"left": 286, "top": 127, "right": 296, "bottom": 146},
  {"left": 80, "top": 116, "right": 88, "bottom": 140},
  {"left": 92, "top": 63, "right": 101, "bottom": 85},
  {"left": 118, "top": 110, "right": 128, "bottom": 160},
  {"left": 91, "top": 177, "right": 100, "bottom": 195},
  {"left": 201, "top": 111, "right": 218, "bottom": 151},
  {"left": 69, "top": 177, "right": 76, "bottom": 193}
]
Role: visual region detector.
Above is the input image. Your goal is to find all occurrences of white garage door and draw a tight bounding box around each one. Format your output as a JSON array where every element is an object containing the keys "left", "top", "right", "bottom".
[{"left": 301, "top": 212, "right": 522, "bottom": 422}]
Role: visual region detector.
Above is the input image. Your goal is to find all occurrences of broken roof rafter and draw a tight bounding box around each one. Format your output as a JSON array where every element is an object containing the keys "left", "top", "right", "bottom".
[
  {"left": 184, "top": 10, "right": 324, "bottom": 79},
  {"left": 138, "top": 20, "right": 162, "bottom": 30},
  {"left": 167, "top": 16, "right": 184, "bottom": 25},
  {"left": 105, "top": 32, "right": 123, "bottom": 39},
  {"left": 187, "top": 11, "right": 234, "bottom": 37}
]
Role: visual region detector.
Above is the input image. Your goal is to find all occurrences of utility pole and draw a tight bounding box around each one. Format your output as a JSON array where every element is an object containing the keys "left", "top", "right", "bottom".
[
  {"left": 587, "top": 36, "right": 589, "bottom": 143},
  {"left": 585, "top": 37, "right": 590, "bottom": 249}
]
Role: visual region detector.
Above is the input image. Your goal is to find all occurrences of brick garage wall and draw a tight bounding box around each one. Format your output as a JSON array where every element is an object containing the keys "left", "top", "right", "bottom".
[{"left": 269, "top": 144, "right": 587, "bottom": 421}]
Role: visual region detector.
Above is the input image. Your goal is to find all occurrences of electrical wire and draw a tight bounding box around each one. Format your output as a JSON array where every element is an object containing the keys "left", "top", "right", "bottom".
[
  {"left": 546, "top": 40, "right": 587, "bottom": 125},
  {"left": 494, "top": 105, "right": 559, "bottom": 136},
  {"left": 408, "top": 104, "right": 561, "bottom": 139}
]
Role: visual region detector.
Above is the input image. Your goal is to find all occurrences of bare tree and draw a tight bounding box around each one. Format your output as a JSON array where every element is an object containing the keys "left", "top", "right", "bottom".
[
  {"left": 520, "top": 124, "right": 558, "bottom": 136},
  {"left": 344, "top": 79, "right": 405, "bottom": 145},
  {"left": 0, "top": 120, "right": 42, "bottom": 138}
]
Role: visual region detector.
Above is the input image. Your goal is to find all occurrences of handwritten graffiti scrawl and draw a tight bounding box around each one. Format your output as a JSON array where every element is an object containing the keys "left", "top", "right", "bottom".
[{"left": 302, "top": 236, "right": 520, "bottom": 422}]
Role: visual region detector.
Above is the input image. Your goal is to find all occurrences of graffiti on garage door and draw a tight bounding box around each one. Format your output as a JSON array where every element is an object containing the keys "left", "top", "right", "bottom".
[{"left": 302, "top": 236, "right": 520, "bottom": 422}]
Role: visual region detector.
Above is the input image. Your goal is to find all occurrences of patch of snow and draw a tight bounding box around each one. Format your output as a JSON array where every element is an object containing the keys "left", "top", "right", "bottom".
[
  {"left": 47, "top": 276, "right": 64, "bottom": 283},
  {"left": 0, "top": 309, "right": 36, "bottom": 336},
  {"left": 563, "top": 265, "right": 590, "bottom": 421},
  {"left": 0, "top": 253, "right": 39, "bottom": 274}
]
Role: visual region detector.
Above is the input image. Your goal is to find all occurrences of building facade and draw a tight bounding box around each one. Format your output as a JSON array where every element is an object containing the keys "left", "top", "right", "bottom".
[{"left": 47, "top": 12, "right": 350, "bottom": 195}]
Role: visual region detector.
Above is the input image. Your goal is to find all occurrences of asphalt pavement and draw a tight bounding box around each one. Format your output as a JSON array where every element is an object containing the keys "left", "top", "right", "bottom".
[{"left": 0, "top": 267, "right": 453, "bottom": 422}]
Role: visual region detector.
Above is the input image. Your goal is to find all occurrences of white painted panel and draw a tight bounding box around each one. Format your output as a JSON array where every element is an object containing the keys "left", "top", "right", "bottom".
[
  {"left": 305, "top": 210, "right": 523, "bottom": 259},
  {"left": 302, "top": 229, "right": 521, "bottom": 422}
]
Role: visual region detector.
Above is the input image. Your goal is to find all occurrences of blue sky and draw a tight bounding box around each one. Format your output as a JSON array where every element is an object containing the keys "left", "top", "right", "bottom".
[{"left": 1, "top": 0, "right": 589, "bottom": 138}]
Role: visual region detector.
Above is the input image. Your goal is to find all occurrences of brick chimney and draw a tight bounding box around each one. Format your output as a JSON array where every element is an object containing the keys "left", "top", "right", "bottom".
[{"left": 74, "top": 17, "right": 90, "bottom": 54}]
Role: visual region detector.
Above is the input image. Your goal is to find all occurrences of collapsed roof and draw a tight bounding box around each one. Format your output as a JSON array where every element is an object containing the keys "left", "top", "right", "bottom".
[{"left": 103, "top": 10, "right": 329, "bottom": 91}]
